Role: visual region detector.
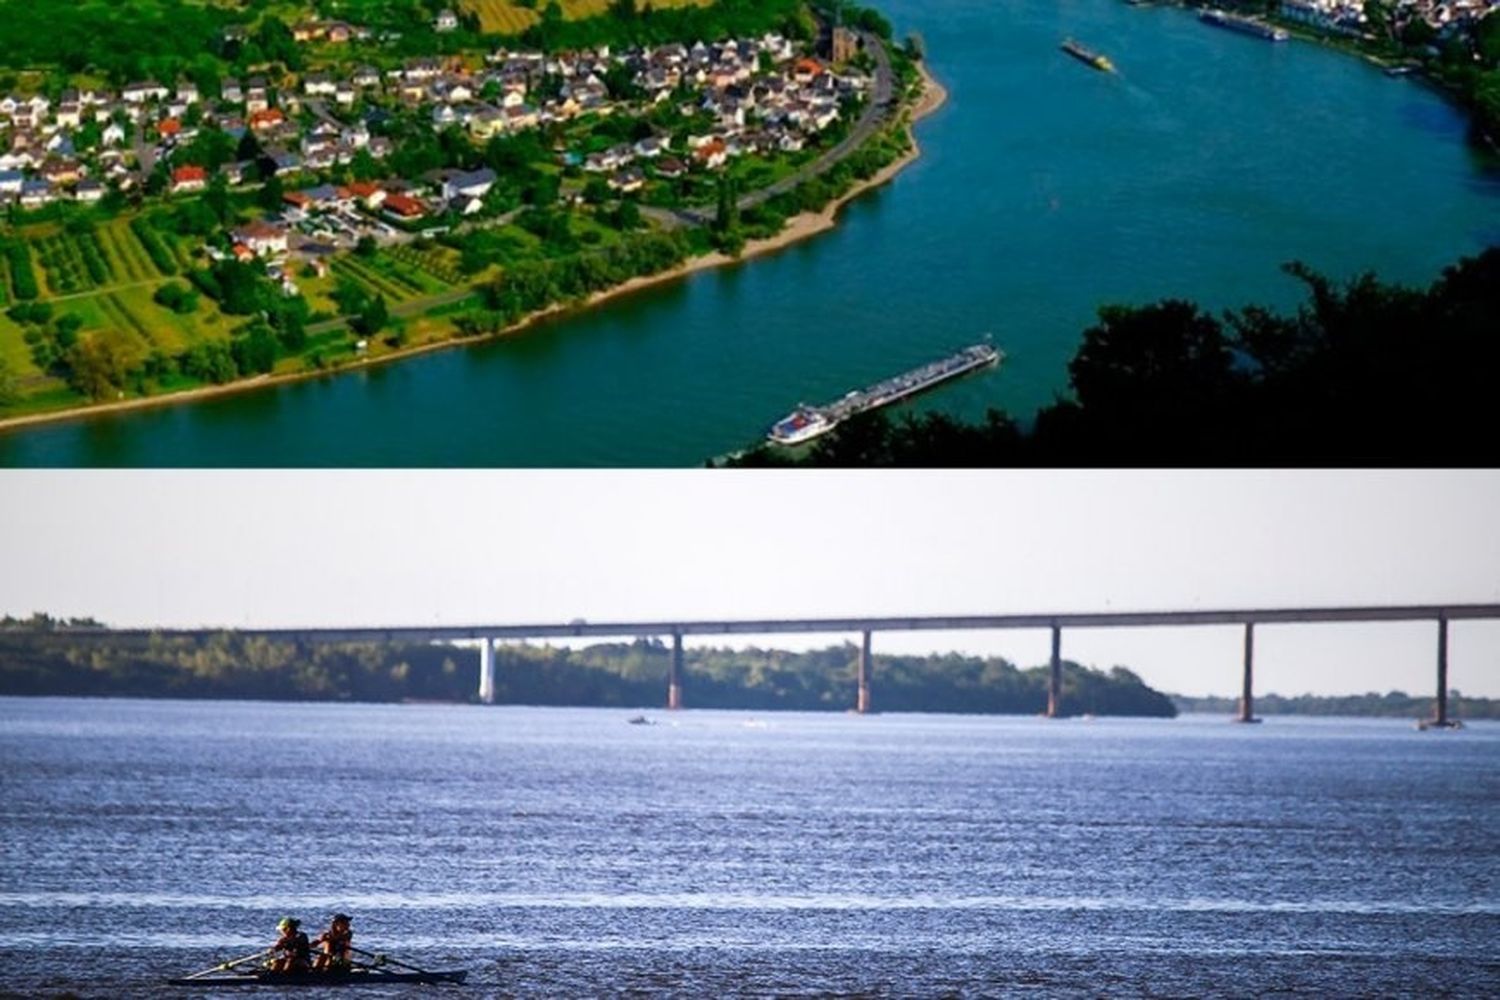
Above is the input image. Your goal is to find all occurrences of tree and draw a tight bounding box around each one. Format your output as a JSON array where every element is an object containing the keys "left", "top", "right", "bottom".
[
  {"left": 258, "top": 173, "right": 285, "bottom": 213},
  {"left": 180, "top": 341, "right": 238, "bottom": 383},
  {"left": 350, "top": 148, "right": 380, "bottom": 182},
  {"left": 211, "top": 259, "right": 268, "bottom": 315},
  {"left": 1479, "top": 11, "right": 1500, "bottom": 67},
  {"left": 204, "top": 174, "right": 232, "bottom": 226},
  {"left": 354, "top": 294, "right": 390, "bottom": 337},
  {"left": 612, "top": 198, "right": 642, "bottom": 230},
  {"left": 65, "top": 330, "right": 140, "bottom": 401},
  {"left": 231, "top": 326, "right": 278, "bottom": 374},
  {"left": 235, "top": 130, "right": 263, "bottom": 164}
]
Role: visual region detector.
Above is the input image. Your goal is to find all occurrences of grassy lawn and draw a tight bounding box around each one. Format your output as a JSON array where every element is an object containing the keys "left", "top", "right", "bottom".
[
  {"left": 49, "top": 294, "right": 112, "bottom": 331},
  {"left": 0, "top": 312, "right": 41, "bottom": 379}
]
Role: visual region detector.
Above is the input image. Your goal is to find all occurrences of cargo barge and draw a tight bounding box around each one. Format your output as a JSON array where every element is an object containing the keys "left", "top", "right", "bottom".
[
  {"left": 1060, "top": 39, "right": 1116, "bottom": 72},
  {"left": 1199, "top": 9, "right": 1289, "bottom": 41},
  {"left": 767, "top": 343, "right": 1003, "bottom": 446}
]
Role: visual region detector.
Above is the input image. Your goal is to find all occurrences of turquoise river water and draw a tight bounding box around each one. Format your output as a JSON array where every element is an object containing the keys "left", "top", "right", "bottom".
[{"left": 1, "top": 0, "right": 1496, "bottom": 465}]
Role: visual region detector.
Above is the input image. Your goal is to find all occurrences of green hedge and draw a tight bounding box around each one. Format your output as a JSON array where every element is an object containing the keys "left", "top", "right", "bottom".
[
  {"left": 130, "top": 218, "right": 179, "bottom": 276},
  {"left": 3, "top": 240, "right": 38, "bottom": 301}
]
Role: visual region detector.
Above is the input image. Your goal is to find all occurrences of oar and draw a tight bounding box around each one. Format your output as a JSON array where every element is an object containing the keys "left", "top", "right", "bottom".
[
  {"left": 350, "top": 945, "right": 435, "bottom": 975},
  {"left": 181, "top": 948, "right": 273, "bottom": 979}
]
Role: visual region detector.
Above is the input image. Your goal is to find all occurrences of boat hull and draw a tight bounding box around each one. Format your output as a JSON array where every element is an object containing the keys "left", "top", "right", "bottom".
[
  {"left": 1061, "top": 40, "right": 1115, "bottom": 72},
  {"left": 168, "top": 969, "right": 468, "bottom": 987}
]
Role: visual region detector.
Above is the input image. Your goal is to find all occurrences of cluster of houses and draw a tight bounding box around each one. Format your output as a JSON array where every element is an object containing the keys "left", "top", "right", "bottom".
[
  {"left": 219, "top": 166, "right": 499, "bottom": 273},
  {"left": 1276, "top": 0, "right": 1499, "bottom": 37},
  {"left": 0, "top": 73, "right": 403, "bottom": 210},
  {"left": 0, "top": 87, "right": 136, "bottom": 209},
  {"left": 1, "top": 29, "right": 868, "bottom": 221},
  {"left": 558, "top": 39, "right": 864, "bottom": 193}
]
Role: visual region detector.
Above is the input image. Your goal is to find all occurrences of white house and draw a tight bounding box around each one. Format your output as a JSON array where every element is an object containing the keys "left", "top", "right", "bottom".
[
  {"left": 442, "top": 167, "right": 496, "bottom": 202},
  {"left": 232, "top": 221, "right": 290, "bottom": 257}
]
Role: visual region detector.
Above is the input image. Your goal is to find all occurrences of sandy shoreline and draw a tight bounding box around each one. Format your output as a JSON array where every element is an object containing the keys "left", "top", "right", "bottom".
[{"left": 0, "top": 64, "right": 950, "bottom": 436}]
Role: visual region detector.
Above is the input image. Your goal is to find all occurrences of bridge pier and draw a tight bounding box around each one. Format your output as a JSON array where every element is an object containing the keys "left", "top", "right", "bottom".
[
  {"left": 478, "top": 637, "right": 496, "bottom": 705},
  {"left": 1235, "top": 623, "right": 1260, "bottom": 723},
  {"left": 668, "top": 632, "right": 683, "bottom": 710},
  {"left": 1423, "top": 614, "right": 1460, "bottom": 729},
  {"left": 857, "top": 630, "right": 872, "bottom": 714},
  {"left": 1046, "top": 625, "right": 1062, "bottom": 718}
]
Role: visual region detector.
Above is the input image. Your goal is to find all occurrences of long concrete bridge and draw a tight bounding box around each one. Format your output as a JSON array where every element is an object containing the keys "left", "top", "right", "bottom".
[{"left": 91, "top": 603, "right": 1500, "bottom": 725}]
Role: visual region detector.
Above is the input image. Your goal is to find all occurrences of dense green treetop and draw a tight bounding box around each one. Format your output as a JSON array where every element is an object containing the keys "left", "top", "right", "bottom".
[{"left": 0, "top": 0, "right": 813, "bottom": 85}]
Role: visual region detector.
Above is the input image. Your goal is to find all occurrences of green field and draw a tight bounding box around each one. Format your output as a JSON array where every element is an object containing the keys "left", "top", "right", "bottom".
[{"left": 463, "top": 0, "right": 712, "bottom": 34}]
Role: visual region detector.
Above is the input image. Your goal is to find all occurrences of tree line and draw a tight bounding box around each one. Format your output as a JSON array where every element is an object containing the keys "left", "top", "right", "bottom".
[
  {"left": 0, "top": 629, "right": 1177, "bottom": 717},
  {"left": 728, "top": 249, "right": 1500, "bottom": 465},
  {"left": 1172, "top": 690, "right": 1499, "bottom": 720}
]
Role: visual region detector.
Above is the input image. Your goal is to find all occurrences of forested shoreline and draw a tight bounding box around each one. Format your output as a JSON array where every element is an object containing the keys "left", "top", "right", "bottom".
[
  {"left": 1173, "top": 691, "right": 1499, "bottom": 719},
  {"left": 0, "top": 624, "right": 1175, "bottom": 716}
]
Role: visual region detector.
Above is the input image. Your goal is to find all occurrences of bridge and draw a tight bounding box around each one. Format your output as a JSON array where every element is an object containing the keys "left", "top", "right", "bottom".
[{"left": 84, "top": 603, "right": 1500, "bottom": 725}]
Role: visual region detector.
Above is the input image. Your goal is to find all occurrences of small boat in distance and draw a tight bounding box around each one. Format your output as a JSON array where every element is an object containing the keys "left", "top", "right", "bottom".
[
  {"left": 1061, "top": 39, "right": 1116, "bottom": 73},
  {"left": 767, "top": 342, "right": 1002, "bottom": 447}
]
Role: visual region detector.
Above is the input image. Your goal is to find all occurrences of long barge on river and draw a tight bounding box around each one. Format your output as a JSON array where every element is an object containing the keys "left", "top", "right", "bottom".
[
  {"left": 1198, "top": 9, "right": 1289, "bottom": 41},
  {"left": 1060, "top": 39, "right": 1116, "bottom": 73},
  {"left": 767, "top": 342, "right": 1002, "bottom": 446}
]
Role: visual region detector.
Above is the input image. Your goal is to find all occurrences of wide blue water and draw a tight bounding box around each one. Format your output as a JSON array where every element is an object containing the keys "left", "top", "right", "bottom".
[
  {"left": 1, "top": 0, "right": 1496, "bottom": 465},
  {"left": 1, "top": 698, "right": 1496, "bottom": 996}
]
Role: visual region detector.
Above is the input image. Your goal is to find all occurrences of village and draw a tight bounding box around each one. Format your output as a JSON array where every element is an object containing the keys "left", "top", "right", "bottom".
[
  {"left": 0, "top": 16, "right": 874, "bottom": 280},
  {"left": 1276, "top": 0, "right": 1499, "bottom": 37}
]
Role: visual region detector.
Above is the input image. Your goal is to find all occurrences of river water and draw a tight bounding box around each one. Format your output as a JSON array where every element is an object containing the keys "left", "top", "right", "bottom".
[
  {"left": 1, "top": 0, "right": 1498, "bottom": 466},
  {"left": 1, "top": 698, "right": 1496, "bottom": 996}
]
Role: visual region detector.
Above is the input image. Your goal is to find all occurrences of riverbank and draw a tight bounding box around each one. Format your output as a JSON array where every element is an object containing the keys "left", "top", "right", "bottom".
[
  {"left": 1160, "top": 1, "right": 1496, "bottom": 147},
  {"left": 0, "top": 64, "right": 949, "bottom": 436}
]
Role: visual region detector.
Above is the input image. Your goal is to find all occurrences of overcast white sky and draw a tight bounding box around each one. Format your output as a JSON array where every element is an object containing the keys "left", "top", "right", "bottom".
[{"left": 2, "top": 470, "right": 1498, "bottom": 698}]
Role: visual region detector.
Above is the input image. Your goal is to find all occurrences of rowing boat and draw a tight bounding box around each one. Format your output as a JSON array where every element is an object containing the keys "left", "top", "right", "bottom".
[
  {"left": 168, "top": 967, "right": 467, "bottom": 987},
  {"left": 168, "top": 944, "right": 466, "bottom": 987}
]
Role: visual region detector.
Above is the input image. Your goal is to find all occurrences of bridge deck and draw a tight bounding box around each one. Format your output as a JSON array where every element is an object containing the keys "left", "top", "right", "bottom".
[{"left": 50, "top": 604, "right": 1500, "bottom": 644}]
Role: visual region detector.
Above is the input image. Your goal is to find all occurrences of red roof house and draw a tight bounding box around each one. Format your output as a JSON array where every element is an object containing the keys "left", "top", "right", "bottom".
[{"left": 170, "top": 164, "right": 207, "bottom": 192}]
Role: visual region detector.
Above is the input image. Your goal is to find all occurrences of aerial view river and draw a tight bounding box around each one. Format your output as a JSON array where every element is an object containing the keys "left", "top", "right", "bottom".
[
  {"left": 1, "top": 700, "right": 1496, "bottom": 995},
  {"left": 1, "top": 0, "right": 1496, "bottom": 465}
]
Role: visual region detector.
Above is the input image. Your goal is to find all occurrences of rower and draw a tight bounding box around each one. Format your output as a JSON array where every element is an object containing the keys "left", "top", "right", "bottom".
[
  {"left": 313, "top": 913, "right": 353, "bottom": 971},
  {"left": 270, "top": 917, "right": 311, "bottom": 973}
]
